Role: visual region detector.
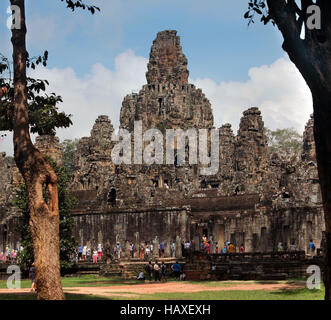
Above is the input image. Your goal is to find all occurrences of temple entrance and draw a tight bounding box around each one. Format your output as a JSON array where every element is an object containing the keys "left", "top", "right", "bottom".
[
  {"left": 108, "top": 189, "right": 116, "bottom": 207},
  {"left": 216, "top": 224, "right": 224, "bottom": 248}
]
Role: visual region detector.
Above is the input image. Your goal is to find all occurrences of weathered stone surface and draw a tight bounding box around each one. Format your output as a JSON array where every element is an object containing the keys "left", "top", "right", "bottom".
[
  {"left": 146, "top": 30, "right": 189, "bottom": 87},
  {"left": 35, "top": 135, "right": 63, "bottom": 165},
  {"left": 0, "top": 30, "right": 325, "bottom": 257}
]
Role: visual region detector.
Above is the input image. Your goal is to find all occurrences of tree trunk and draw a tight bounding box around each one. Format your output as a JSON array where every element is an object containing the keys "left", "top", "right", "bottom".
[
  {"left": 267, "top": 0, "right": 331, "bottom": 300},
  {"left": 10, "top": 0, "right": 64, "bottom": 300},
  {"left": 312, "top": 89, "right": 331, "bottom": 300}
]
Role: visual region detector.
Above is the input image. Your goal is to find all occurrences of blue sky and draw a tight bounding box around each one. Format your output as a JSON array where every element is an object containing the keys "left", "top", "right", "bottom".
[
  {"left": 0, "top": 0, "right": 313, "bottom": 155},
  {"left": 0, "top": 0, "right": 284, "bottom": 81}
]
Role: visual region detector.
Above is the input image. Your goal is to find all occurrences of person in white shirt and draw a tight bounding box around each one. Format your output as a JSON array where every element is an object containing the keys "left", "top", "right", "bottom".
[
  {"left": 145, "top": 246, "right": 150, "bottom": 260},
  {"left": 97, "top": 243, "right": 103, "bottom": 261},
  {"left": 82, "top": 245, "right": 87, "bottom": 260},
  {"left": 154, "top": 261, "right": 161, "bottom": 281}
]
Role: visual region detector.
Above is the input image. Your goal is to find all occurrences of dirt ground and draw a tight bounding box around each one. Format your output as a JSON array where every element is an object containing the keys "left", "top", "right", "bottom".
[{"left": 0, "top": 281, "right": 304, "bottom": 299}]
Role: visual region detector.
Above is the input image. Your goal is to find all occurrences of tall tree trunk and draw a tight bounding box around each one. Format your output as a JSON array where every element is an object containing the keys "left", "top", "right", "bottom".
[
  {"left": 313, "top": 89, "right": 331, "bottom": 300},
  {"left": 10, "top": 0, "right": 64, "bottom": 300},
  {"left": 267, "top": 0, "right": 331, "bottom": 300}
]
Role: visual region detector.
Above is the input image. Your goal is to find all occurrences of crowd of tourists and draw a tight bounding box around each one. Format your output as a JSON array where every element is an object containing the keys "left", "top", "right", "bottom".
[
  {"left": 199, "top": 235, "right": 245, "bottom": 255},
  {"left": 75, "top": 243, "right": 103, "bottom": 264},
  {"left": 137, "top": 260, "right": 185, "bottom": 282},
  {"left": 0, "top": 246, "right": 23, "bottom": 263},
  {"left": 74, "top": 237, "right": 317, "bottom": 264},
  {"left": 277, "top": 239, "right": 316, "bottom": 256}
]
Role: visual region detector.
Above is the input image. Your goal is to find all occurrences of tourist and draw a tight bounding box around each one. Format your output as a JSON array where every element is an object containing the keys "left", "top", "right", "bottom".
[
  {"left": 139, "top": 244, "right": 145, "bottom": 259},
  {"left": 82, "top": 245, "right": 87, "bottom": 261},
  {"left": 277, "top": 242, "right": 283, "bottom": 252},
  {"left": 92, "top": 248, "right": 98, "bottom": 263},
  {"left": 228, "top": 242, "right": 235, "bottom": 253},
  {"left": 86, "top": 246, "right": 91, "bottom": 263},
  {"left": 150, "top": 243, "right": 154, "bottom": 257},
  {"left": 290, "top": 242, "right": 296, "bottom": 252},
  {"left": 115, "top": 242, "right": 121, "bottom": 259},
  {"left": 215, "top": 244, "right": 219, "bottom": 254},
  {"left": 10, "top": 249, "right": 16, "bottom": 262},
  {"left": 145, "top": 261, "right": 153, "bottom": 281},
  {"left": 171, "top": 241, "right": 176, "bottom": 258},
  {"left": 184, "top": 240, "right": 191, "bottom": 256},
  {"left": 200, "top": 240, "right": 205, "bottom": 252},
  {"left": 129, "top": 242, "right": 134, "bottom": 259},
  {"left": 29, "top": 263, "right": 36, "bottom": 293},
  {"left": 160, "top": 240, "right": 165, "bottom": 258},
  {"left": 137, "top": 271, "right": 145, "bottom": 281},
  {"left": 145, "top": 244, "right": 150, "bottom": 261},
  {"left": 161, "top": 261, "right": 167, "bottom": 281},
  {"left": 154, "top": 260, "right": 161, "bottom": 281},
  {"left": 171, "top": 261, "right": 181, "bottom": 280},
  {"left": 308, "top": 239, "right": 316, "bottom": 256},
  {"left": 97, "top": 243, "right": 103, "bottom": 261},
  {"left": 222, "top": 244, "right": 227, "bottom": 254},
  {"left": 205, "top": 241, "right": 210, "bottom": 254},
  {"left": 240, "top": 244, "right": 245, "bottom": 253},
  {"left": 78, "top": 245, "right": 82, "bottom": 261}
]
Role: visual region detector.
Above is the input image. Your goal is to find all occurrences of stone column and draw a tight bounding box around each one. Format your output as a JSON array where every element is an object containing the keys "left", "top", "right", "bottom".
[
  {"left": 176, "top": 236, "right": 182, "bottom": 258},
  {"left": 125, "top": 241, "right": 130, "bottom": 259},
  {"left": 153, "top": 236, "right": 159, "bottom": 258},
  {"left": 245, "top": 235, "right": 253, "bottom": 253},
  {"left": 165, "top": 241, "right": 171, "bottom": 257}
]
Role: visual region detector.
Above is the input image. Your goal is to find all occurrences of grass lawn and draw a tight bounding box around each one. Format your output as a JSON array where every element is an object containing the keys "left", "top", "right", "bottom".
[
  {"left": 133, "top": 288, "right": 323, "bottom": 300},
  {"left": 0, "top": 275, "right": 325, "bottom": 300},
  {"left": 0, "top": 275, "right": 141, "bottom": 289}
]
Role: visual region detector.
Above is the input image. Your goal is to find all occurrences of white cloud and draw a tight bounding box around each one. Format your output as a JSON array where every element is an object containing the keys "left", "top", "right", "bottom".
[
  {"left": 0, "top": 53, "right": 313, "bottom": 156},
  {"left": 191, "top": 56, "right": 313, "bottom": 133}
]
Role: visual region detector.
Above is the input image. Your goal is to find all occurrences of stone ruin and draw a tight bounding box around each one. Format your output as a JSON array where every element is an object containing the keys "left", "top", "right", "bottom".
[{"left": 0, "top": 30, "right": 325, "bottom": 259}]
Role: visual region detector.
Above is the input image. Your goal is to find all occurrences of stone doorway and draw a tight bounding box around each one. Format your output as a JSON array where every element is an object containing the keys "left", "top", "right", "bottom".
[{"left": 216, "top": 224, "right": 225, "bottom": 248}]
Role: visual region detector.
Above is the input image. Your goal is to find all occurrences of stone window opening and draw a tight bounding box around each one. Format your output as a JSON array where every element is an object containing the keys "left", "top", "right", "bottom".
[
  {"left": 201, "top": 180, "right": 207, "bottom": 189},
  {"left": 158, "top": 98, "right": 163, "bottom": 115},
  {"left": 108, "top": 188, "right": 117, "bottom": 207},
  {"left": 211, "top": 183, "right": 219, "bottom": 189},
  {"left": 174, "top": 154, "right": 179, "bottom": 167},
  {"left": 152, "top": 179, "right": 159, "bottom": 188},
  {"left": 282, "top": 191, "right": 290, "bottom": 198}
]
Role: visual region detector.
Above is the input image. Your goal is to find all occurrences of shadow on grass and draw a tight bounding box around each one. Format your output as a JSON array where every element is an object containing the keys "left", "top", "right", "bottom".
[
  {"left": 270, "top": 287, "right": 321, "bottom": 296},
  {"left": 0, "top": 293, "right": 111, "bottom": 300}
]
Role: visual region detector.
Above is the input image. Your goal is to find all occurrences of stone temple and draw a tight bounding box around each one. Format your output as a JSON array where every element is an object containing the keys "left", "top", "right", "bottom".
[{"left": 0, "top": 30, "right": 325, "bottom": 258}]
